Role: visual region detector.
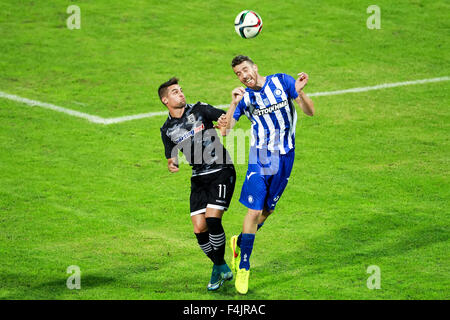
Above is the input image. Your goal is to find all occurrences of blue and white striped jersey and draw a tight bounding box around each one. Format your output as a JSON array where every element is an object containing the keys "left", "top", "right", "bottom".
[{"left": 233, "top": 73, "right": 299, "bottom": 154}]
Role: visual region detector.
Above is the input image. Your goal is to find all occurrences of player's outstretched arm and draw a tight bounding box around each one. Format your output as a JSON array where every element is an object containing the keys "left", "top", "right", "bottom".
[
  {"left": 167, "top": 157, "right": 179, "bottom": 173},
  {"left": 295, "top": 72, "right": 315, "bottom": 116},
  {"left": 222, "top": 87, "right": 244, "bottom": 136}
]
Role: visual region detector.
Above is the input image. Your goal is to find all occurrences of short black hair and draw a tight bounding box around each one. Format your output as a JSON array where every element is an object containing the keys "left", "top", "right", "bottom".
[
  {"left": 158, "top": 77, "right": 179, "bottom": 101},
  {"left": 231, "top": 55, "right": 254, "bottom": 68}
]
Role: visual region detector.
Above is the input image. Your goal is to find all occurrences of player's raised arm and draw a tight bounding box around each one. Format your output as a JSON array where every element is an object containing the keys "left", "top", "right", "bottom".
[
  {"left": 294, "top": 72, "right": 315, "bottom": 116},
  {"left": 200, "top": 102, "right": 229, "bottom": 137},
  {"left": 222, "top": 87, "right": 245, "bottom": 136},
  {"left": 167, "top": 157, "right": 179, "bottom": 173}
]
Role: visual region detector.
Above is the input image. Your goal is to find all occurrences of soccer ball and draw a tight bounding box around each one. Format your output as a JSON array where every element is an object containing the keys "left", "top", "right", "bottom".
[{"left": 234, "top": 10, "right": 263, "bottom": 39}]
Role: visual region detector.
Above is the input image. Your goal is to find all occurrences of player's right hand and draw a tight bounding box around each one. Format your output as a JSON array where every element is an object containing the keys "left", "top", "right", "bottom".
[
  {"left": 168, "top": 163, "right": 179, "bottom": 173},
  {"left": 167, "top": 158, "right": 179, "bottom": 173},
  {"left": 216, "top": 114, "right": 228, "bottom": 128},
  {"left": 231, "top": 87, "right": 245, "bottom": 105}
]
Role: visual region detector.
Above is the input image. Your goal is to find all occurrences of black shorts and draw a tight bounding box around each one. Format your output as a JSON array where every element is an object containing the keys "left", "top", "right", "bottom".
[{"left": 190, "top": 166, "right": 236, "bottom": 216}]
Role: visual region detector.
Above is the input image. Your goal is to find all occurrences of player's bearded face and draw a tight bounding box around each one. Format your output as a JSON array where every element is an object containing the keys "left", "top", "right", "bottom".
[
  {"left": 165, "top": 84, "right": 186, "bottom": 108},
  {"left": 234, "top": 62, "right": 259, "bottom": 89}
]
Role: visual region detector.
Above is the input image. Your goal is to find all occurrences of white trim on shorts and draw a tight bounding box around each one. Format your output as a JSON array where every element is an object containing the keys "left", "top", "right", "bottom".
[
  {"left": 190, "top": 208, "right": 206, "bottom": 216},
  {"left": 190, "top": 204, "right": 228, "bottom": 216},
  {"left": 206, "top": 204, "right": 228, "bottom": 211},
  {"left": 191, "top": 168, "right": 223, "bottom": 177}
]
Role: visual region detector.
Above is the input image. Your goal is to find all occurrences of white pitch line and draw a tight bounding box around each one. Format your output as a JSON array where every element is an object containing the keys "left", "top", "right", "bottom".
[
  {"left": 307, "top": 76, "right": 450, "bottom": 97},
  {"left": 0, "top": 91, "right": 107, "bottom": 124},
  {"left": 1, "top": 76, "right": 448, "bottom": 125},
  {"left": 102, "top": 111, "right": 168, "bottom": 125}
]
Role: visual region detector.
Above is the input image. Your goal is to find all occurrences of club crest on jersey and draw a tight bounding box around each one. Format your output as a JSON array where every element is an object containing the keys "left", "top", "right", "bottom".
[
  {"left": 187, "top": 114, "right": 196, "bottom": 124},
  {"left": 274, "top": 89, "right": 282, "bottom": 97}
]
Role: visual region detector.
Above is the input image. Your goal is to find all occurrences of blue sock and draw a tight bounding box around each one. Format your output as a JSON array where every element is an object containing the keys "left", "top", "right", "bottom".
[
  {"left": 237, "top": 222, "right": 264, "bottom": 248},
  {"left": 239, "top": 233, "right": 255, "bottom": 271}
]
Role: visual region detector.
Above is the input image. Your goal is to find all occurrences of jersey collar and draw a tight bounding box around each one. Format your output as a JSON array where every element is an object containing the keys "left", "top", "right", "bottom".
[{"left": 168, "top": 103, "right": 192, "bottom": 120}]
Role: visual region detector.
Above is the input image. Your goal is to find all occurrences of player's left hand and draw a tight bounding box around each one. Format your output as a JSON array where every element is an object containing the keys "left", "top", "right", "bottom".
[{"left": 295, "top": 72, "right": 309, "bottom": 93}]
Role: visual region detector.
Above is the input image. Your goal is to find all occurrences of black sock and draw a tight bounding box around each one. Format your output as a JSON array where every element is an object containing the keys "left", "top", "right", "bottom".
[
  {"left": 205, "top": 217, "right": 226, "bottom": 265},
  {"left": 195, "top": 231, "right": 214, "bottom": 263}
]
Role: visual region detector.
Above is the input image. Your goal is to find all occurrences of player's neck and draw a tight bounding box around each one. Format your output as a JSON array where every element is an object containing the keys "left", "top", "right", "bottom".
[
  {"left": 250, "top": 75, "right": 266, "bottom": 90},
  {"left": 257, "top": 76, "right": 266, "bottom": 88},
  {"left": 168, "top": 105, "right": 186, "bottom": 118}
]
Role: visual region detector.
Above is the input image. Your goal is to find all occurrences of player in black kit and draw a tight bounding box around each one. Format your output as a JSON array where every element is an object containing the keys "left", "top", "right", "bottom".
[{"left": 159, "top": 77, "right": 236, "bottom": 291}]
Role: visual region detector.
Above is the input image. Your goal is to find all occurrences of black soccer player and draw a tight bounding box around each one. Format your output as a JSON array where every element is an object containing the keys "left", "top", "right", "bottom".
[{"left": 159, "top": 77, "right": 236, "bottom": 291}]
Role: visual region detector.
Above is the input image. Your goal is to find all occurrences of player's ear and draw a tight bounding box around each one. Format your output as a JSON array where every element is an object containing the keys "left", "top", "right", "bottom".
[{"left": 161, "top": 96, "right": 168, "bottom": 106}]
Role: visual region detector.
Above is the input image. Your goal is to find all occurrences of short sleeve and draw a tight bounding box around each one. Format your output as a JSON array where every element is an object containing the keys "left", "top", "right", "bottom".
[
  {"left": 233, "top": 98, "right": 246, "bottom": 121},
  {"left": 200, "top": 102, "right": 226, "bottom": 121},
  {"left": 282, "top": 74, "right": 299, "bottom": 100},
  {"left": 160, "top": 128, "right": 177, "bottom": 159}
]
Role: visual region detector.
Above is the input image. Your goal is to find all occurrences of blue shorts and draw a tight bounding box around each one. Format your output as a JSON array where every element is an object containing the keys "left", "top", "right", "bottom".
[{"left": 239, "top": 148, "right": 295, "bottom": 211}]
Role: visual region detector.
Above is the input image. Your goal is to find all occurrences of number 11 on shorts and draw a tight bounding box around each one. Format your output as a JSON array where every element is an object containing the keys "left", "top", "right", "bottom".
[{"left": 218, "top": 184, "right": 226, "bottom": 198}]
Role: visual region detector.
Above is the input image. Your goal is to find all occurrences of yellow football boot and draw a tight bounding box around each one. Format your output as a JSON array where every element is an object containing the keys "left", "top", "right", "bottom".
[{"left": 235, "top": 267, "right": 250, "bottom": 294}]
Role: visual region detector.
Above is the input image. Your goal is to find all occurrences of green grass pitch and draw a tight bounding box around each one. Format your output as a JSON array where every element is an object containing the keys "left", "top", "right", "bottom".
[{"left": 0, "top": 0, "right": 449, "bottom": 299}]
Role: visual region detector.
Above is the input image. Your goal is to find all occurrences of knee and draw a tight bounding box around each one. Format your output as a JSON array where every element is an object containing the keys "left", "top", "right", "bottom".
[
  {"left": 247, "top": 209, "right": 263, "bottom": 222},
  {"left": 261, "top": 208, "right": 273, "bottom": 220},
  {"left": 194, "top": 225, "right": 208, "bottom": 234},
  {"left": 193, "top": 222, "right": 208, "bottom": 234}
]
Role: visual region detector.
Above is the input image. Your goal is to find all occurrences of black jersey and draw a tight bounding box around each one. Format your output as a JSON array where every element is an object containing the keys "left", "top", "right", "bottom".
[{"left": 160, "top": 102, "right": 233, "bottom": 176}]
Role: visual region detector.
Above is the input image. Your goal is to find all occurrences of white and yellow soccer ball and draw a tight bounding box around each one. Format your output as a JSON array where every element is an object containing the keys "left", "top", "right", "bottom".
[{"left": 234, "top": 10, "right": 263, "bottom": 39}]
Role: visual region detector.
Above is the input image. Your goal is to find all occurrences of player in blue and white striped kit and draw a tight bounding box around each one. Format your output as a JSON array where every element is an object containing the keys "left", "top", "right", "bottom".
[{"left": 223, "top": 55, "right": 315, "bottom": 294}]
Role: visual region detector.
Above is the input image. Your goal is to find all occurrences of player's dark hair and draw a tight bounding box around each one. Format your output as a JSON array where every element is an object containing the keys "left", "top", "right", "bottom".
[
  {"left": 158, "top": 77, "right": 179, "bottom": 101},
  {"left": 231, "top": 55, "right": 254, "bottom": 68}
]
